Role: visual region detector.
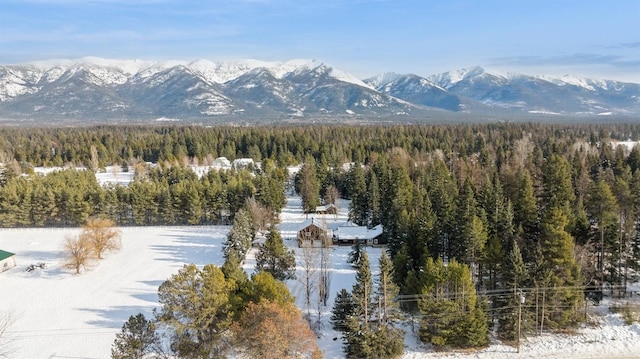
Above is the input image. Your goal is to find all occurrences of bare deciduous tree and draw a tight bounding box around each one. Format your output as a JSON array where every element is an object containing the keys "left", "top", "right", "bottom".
[
  {"left": 247, "top": 197, "right": 276, "bottom": 236},
  {"left": 313, "top": 245, "right": 332, "bottom": 332},
  {"left": 324, "top": 185, "right": 340, "bottom": 205},
  {"left": 89, "top": 145, "right": 99, "bottom": 172},
  {"left": 81, "top": 217, "right": 121, "bottom": 259},
  {"left": 111, "top": 163, "right": 120, "bottom": 179},
  {"left": 298, "top": 246, "right": 319, "bottom": 319},
  {"left": 63, "top": 234, "right": 93, "bottom": 274},
  {"left": 318, "top": 245, "right": 332, "bottom": 308},
  {"left": 513, "top": 133, "right": 534, "bottom": 168}
]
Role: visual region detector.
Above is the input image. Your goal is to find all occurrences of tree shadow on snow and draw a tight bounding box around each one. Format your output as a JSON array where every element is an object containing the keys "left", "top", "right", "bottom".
[
  {"left": 150, "top": 228, "right": 226, "bottom": 267},
  {"left": 78, "top": 305, "right": 158, "bottom": 329}
]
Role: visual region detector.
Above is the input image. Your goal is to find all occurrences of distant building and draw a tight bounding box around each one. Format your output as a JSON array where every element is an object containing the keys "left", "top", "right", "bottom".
[
  {"left": 232, "top": 158, "right": 255, "bottom": 170},
  {"left": 213, "top": 157, "right": 232, "bottom": 169},
  {"left": 333, "top": 224, "right": 384, "bottom": 245},
  {"left": 315, "top": 203, "right": 337, "bottom": 215},
  {"left": 296, "top": 218, "right": 331, "bottom": 248},
  {"left": 0, "top": 250, "right": 16, "bottom": 273}
]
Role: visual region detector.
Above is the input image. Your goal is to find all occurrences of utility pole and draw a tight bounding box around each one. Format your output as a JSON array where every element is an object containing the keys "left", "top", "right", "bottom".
[{"left": 517, "top": 290, "right": 525, "bottom": 353}]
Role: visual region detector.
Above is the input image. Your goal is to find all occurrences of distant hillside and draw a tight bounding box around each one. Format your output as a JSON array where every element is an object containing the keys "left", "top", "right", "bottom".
[{"left": 0, "top": 58, "right": 638, "bottom": 124}]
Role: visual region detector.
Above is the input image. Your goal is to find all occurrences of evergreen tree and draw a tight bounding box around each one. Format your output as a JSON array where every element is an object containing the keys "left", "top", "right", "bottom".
[
  {"left": 418, "top": 259, "right": 488, "bottom": 348},
  {"left": 345, "top": 251, "right": 404, "bottom": 359},
  {"left": 450, "top": 178, "right": 478, "bottom": 262},
  {"left": 479, "top": 173, "right": 513, "bottom": 242},
  {"left": 298, "top": 156, "right": 320, "bottom": 214},
  {"left": 629, "top": 170, "right": 640, "bottom": 281},
  {"left": 347, "top": 240, "right": 364, "bottom": 266},
  {"left": 585, "top": 180, "right": 620, "bottom": 290},
  {"left": 344, "top": 251, "right": 374, "bottom": 357},
  {"left": 223, "top": 208, "right": 254, "bottom": 262},
  {"left": 466, "top": 214, "right": 489, "bottom": 284},
  {"left": 221, "top": 250, "right": 248, "bottom": 287},
  {"left": 497, "top": 241, "right": 529, "bottom": 340},
  {"left": 483, "top": 234, "right": 504, "bottom": 292},
  {"left": 111, "top": 313, "right": 163, "bottom": 359},
  {"left": 539, "top": 208, "right": 584, "bottom": 329},
  {"left": 331, "top": 288, "right": 355, "bottom": 332},
  {"left": 254, "top": 159, "right": 287, "bottom": 213},
  {"left": 347, "top": 162, "right": 368, "bottom": 226},
  {"left": 424, "top": 159, "right": 457, "bottom": 261},
  {"left": 384, "top": 162, "right": 414, "bottom": 255},
  {"left": 392, "top": 244, "right": 416, "bottom": 308},
  {"left": 611, "top": 174, "right": 635, "bottom": 292},
  {"left": 541, "top": 154, "right": 576, "bottom": 220},
  {"left": 365, "top": 324, "right": 405, "bottom": 359},
  {"left": 376, "top": 252, "right": 400, "bottom": 324},
  {"left": 506, "top": 167, "right": 539, "bottom": 261},
  {"left": 247, "top": 271, "right": 295, "bottom": 306},
  {"left": 406, "top": 187, "right": 435, "bottom": 278},
  {"left": 156, "top": 264, "right": 234, "bottom": 358},
  {"left": 366, "top": 171, "right": 381, "bottom": 227},
  {"left": 351, "top": 251, "right": 374, "bottom": 324},
  {"left": 255, "top": 229, "right": 296, "bottom": 281}
]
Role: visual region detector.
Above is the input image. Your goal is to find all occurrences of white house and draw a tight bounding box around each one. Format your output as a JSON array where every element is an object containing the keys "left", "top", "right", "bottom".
[
  {"left": 0, "top": 250, "right": 16, "bottom": 273},
  {"left": 232, "top": 158, "right": 255, "bottom": 170},
  {"left": 212, "top": 157, "right": 232, "bottom": 169},
  {"left": 333, "top": 224, "right": 384, "bottom": 245}
]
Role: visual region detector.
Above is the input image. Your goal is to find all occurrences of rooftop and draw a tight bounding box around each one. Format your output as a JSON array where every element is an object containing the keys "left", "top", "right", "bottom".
[{"left": 0, "top": 249, "right": 15, "bottom": 261}]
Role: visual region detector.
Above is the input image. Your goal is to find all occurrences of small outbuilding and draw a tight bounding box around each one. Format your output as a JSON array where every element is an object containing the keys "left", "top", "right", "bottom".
[
  {"left": 0, "top": 250, "right": 16, "bottom": 273},
  {"left": 315, "top": 204, "right": 338, "bottom": 215}
]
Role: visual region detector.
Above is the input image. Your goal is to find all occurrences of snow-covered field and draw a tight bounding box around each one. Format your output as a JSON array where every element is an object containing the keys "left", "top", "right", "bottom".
[{"left": 1, "top": 194, "right": 640, "bottom": 358}]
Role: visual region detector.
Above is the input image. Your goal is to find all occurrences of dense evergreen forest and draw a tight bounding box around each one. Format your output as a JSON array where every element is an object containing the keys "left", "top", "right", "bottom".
[{"left": 2, "top": 123, "right": 640, "bottom": 354}]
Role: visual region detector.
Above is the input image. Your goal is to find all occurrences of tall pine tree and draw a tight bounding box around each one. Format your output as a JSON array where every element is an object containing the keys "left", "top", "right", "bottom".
[{"left": 255, "top": 229, "right": 296, "bottom": 281}]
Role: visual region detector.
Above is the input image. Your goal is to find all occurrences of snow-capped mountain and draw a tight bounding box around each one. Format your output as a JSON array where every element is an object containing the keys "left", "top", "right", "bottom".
[
  {"left": 0, "top": 58, "right": 638, "bottom": 123},
  {"left": 365, "top": 72, "right": 466, "bottom": 112},
  {"left": 427, "top": 67, "right": 640, "bottom": 116}
]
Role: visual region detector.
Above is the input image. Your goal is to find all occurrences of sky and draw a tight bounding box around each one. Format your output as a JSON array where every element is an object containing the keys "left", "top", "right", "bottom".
[{"left": 0, "top": 0, "right": 639, "bottom": 82}]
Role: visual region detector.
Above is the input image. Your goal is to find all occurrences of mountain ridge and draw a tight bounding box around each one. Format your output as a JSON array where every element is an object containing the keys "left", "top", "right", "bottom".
[{"left": 1, "top": 57, "right": 638, "bottom": 124}]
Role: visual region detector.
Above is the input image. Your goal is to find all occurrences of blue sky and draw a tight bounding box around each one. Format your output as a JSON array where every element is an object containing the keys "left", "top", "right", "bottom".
[{"left": 1, "top": 0, "right": 639, "bottom": 82}]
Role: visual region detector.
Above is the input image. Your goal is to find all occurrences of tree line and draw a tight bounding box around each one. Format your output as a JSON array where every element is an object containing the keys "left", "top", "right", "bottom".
[
  {"left": 0, "top": 159, "right": 286, "bottom": 227},
  {"left": 1, "top": 124, "right": 639, "bottom": 169}
]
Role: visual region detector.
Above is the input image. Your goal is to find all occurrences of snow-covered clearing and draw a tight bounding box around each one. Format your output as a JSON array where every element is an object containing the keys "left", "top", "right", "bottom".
[{"left": 0, "top": 194, "right": 639, "bottom": 358}]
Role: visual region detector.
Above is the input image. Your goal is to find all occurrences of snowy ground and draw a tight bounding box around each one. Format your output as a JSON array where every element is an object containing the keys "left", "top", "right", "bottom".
[{"left": 0, "top": 194, "right": 639, "bottom": 358}]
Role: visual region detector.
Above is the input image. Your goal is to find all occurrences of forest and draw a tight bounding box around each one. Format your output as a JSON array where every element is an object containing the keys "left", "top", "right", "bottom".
[{"left": 1, "top": 122, "right": 640, "bottom": 357}]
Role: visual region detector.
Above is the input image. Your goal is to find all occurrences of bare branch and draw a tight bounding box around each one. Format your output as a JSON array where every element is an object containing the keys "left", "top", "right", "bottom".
[{"left": 63, "top": 234, "right": 93, "bottom": 274}]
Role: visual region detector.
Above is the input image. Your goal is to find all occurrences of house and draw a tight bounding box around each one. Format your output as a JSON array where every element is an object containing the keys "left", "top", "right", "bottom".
[
  {"left": 0, "top": 250, "right": 16, "bottom": 273},
  {"left": 315, "top": 203, "right": 338, "bottom": 215},
  {"left": 212, "top": 157, "right": 232, "bottom": 169},
  {"left": 333, "top": 224, "right": 384, "bottom": 245},
  {"left": 297, "top": 218, "right": 331, "bottom": 248},
  {"left": 232, "top": 158, "right": 255, "bottom": 170}
]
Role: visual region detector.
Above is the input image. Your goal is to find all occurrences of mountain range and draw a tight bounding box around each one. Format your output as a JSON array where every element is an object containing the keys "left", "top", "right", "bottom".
[{"left": 0, "top": 57, "right": 638, "bottom": 124}]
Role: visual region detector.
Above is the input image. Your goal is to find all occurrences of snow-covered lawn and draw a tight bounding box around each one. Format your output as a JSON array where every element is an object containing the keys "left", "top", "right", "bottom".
[
  {"left": 0, "top": 226, "right": 229, "bottom": 359},
  {"left": 0, "top": 194, "right": 639, "bottom": 358}
]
